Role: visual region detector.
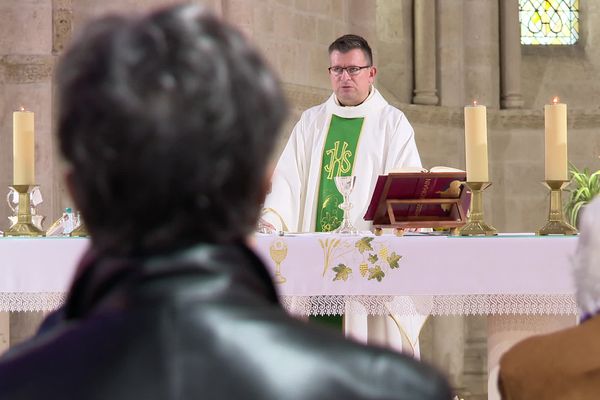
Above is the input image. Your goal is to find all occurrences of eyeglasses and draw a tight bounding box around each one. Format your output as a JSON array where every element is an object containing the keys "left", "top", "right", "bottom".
[{"left": 328, "top": 66, "right": 371, "bottom": 77}]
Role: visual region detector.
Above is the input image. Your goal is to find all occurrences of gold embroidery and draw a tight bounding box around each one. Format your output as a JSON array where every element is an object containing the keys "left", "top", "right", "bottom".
[
  {"left": 319, "top": 238, "right": 341, "bottom": 277},
  {"left": 415, "top": 178, "right": 432, "bottom": 216},
  {"left": 359, "top": 262, "right": 369, "bottom": 277},
  {"left": 319, "top": 195, "right": 342, "bottom": 232},
  {"left": 269, "top": 239, "right": 288, "bottom": 284},
  {"left": 324, "top": 141, "right": 352, "bottom": 180},
  {"left": 318, "top": 237, "right": 403, "bottom": 283}
]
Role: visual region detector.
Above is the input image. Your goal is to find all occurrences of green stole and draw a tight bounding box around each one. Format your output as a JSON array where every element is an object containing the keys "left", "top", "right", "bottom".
[{"left": 315, "top": 114, "right": 364, "bottom": 232}]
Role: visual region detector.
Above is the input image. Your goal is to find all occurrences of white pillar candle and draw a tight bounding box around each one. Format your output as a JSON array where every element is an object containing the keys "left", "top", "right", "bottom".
[
  {"left": 464, "top": 102, "right": 489, "bottom": 182},
  {"left": 13, "top": 108, "right": 35, "bottom": 185},
  {"left": 544, "top": 97, "right": 568, "bottom": 181}
]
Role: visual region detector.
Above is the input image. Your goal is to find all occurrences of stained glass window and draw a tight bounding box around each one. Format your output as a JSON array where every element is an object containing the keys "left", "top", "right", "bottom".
[{"left": 519, "top": 0, "right": 579, "bottom": 45}]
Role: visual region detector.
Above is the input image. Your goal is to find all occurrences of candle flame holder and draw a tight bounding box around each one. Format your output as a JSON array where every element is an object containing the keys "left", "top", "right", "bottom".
[
  {"left": 537, "top": 180, "right": 577, "bottom": 236},
  {"left": 5, "top": 185, "right": 45, "bottom": 237},
  {"left": 458, "top": 182, "right": 497, "bottom": 236}
]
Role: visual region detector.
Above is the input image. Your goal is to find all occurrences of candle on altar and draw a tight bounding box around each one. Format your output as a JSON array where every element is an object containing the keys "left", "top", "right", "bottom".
[
  {"left": 544, "top": 97, "right": 568, "bottom": 181},
  {"left": 464, "top": 100, "right": 489, "bottom": 182},
  {"left": 13, "top": 107, "right": 35, "bottom": 185}
]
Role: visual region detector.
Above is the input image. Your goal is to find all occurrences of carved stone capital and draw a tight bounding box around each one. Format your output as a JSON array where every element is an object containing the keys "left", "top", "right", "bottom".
[
  {"left": 53, "top": 8, "right": 73, "bottom": 54},
  {"left": 0, "top": 55, "right": 54, "bottom": 84}
]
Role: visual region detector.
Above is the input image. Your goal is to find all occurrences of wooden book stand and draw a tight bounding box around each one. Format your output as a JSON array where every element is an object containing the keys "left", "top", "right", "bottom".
[{"left": 364, "top": 171, "right": 470, "bottom": 236}]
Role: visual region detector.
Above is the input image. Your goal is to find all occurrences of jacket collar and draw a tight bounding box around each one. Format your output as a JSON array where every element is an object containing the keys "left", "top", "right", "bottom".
[{"left": 64, "top": 242, "right": 279, "bottom": 319}]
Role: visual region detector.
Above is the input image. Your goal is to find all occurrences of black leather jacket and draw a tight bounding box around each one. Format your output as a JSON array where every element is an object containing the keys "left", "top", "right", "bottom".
[{"left": 0, "top": 243, "right": 452, "bottom": 399}]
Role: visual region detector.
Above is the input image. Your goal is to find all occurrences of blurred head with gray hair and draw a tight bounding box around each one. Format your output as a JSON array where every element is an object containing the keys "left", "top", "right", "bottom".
[{"left": 573, "top": 196, "right": 600, "bottom": 319}]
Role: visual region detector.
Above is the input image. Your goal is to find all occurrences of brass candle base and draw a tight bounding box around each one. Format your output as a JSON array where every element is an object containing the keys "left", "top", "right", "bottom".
[
  {"left": 5, "top": 185, "right": 45, "bottom": 237},
  {"left": 70, "top": 221, "right": 89, "bottom": 237},
  {"left": 458, "top": 182, "right": 497, "bottom": 236},
  {"left": 537, "top": 180, "right": 577, "bottom": 236}
]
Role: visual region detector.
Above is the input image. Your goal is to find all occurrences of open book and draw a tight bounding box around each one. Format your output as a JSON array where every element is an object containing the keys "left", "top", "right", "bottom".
[
  {"left": 364, "top": 166, "right": 469, "bottom": 229},
  {"left": 390, "top": 166, "right": 465, "bottom": 174}
]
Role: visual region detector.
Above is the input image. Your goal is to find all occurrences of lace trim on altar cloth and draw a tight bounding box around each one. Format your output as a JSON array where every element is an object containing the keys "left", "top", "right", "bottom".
[
  {"left": 280, "top": 294, "right": 578, "bottom": 316},
  {"left": 0, "top": 292, "right": 578, "bottom": 316},
  {"left": 0, "top": 292, "right": 66, "bottom": 312}
]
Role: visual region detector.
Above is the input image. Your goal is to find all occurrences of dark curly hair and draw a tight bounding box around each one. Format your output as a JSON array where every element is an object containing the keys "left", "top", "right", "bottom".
[{"left": 56, "top": 4, "right": 287, "bottom": 256}]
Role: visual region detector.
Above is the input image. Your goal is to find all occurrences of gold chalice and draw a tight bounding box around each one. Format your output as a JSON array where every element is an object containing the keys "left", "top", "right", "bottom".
[{"left": 269, "top": 239, "right": 288, "bottom": 284}]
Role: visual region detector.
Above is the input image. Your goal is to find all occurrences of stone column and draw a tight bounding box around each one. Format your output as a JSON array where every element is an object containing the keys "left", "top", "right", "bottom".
[
  {"left": 464, "top": 0, "right": 500, "bottom": 108},
  {"left": 431, "top": 316, "right": 466, "bottom": 393},
  {"left": 371, "top": 0, "right": 413, "bottom": 103},
  {"left": 0, "top": 313, "right": 9, "bottom": 355},
  {"left": 412, "top": 0, "right": 438, "bottom": 105},
  {"left": 437, "top": 0, "right": 465, "bottom": 107},
  {"left": 499, "top": 0, "right": 524, "bottom": 109}
]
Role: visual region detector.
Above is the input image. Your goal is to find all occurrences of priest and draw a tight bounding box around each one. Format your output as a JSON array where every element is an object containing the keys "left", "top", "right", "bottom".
[
  {"left": 264, "top": 34, "right": 422, "bottom": 233},
  {"left": 263, "top": 34, "right": 426, "bottom": 356}
]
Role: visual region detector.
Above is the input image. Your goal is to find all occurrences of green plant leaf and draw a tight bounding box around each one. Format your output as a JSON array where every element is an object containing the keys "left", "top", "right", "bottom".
[
  {"left": 368, "top": 253, "right": 378, "bottom": 263},
  {"left": 565, "top": 164, "right": 600, "bottom": 225},
  {"left": 571, "top": 202, "right": 585, "bottom": 226}
]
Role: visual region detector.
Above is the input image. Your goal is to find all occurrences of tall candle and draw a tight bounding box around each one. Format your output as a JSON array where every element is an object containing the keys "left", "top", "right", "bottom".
[
  {"left": 13, "top": 108, "right": 35, "bottom": 185},
  {"left": 464, "top": 102, "right": 489, "bottom": 182},
  {"left": 544, "top": 97, "right": 568, "bottom": 181}
]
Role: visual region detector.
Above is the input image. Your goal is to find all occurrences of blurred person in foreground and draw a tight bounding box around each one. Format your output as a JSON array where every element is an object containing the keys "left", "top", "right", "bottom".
[
  {"left": 0, "top": 4, "right": 451, "bottom": 400},
  {"left": 498, "top": 196, "right": 600, "bottom": 399}
]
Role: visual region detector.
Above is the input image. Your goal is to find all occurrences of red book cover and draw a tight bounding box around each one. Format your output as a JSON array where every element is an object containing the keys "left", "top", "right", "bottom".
[{"left": 364, "top": 169, "right": 468, "bottom": 226}]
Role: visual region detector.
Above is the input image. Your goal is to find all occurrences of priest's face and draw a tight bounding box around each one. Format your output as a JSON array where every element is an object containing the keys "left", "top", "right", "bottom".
[{"left": 329, "top": 49, "right": 376, "bottom": 106}]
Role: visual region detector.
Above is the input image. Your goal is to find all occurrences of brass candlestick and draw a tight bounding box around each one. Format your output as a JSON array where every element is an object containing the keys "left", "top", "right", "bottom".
[
  {"left": 70, "top": 216, "right": 89, "bottom": 237},
  {"left": 458, "top": 182, "right": 497, "bottom": 236},
  {"left": 537, "top": 180, "right": 577, "bottom": 235},
  {"left": 5, "top": 185, "right": 45, "bottom": 237}
]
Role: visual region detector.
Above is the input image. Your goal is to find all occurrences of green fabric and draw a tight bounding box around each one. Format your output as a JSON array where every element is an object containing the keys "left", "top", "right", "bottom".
[
  {"left": 315, "top": 114, "right": 364, "bottom": 232},
  {"left": 309, "top": 315, "right": 343, "bottom": 331}
]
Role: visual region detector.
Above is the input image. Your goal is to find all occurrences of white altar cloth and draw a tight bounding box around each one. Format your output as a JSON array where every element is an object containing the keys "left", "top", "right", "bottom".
[
  {"left": 253, "top": 233, "right": 578, "bottom": 316},
  {"left": 0, "top": 234, "right": 578, "bottom": 314}
]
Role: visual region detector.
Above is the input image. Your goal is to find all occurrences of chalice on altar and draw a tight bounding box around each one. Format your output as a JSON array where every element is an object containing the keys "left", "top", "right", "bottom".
[
  {"left": 269, "top": 239, "right": 288, "bottom": 284},
  {"left": 334, "top": 175, "right": 358, "bottom": 235}
]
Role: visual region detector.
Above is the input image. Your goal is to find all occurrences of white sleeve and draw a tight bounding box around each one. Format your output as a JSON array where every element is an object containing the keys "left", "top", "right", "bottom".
[
  {"left": 384, "top": 111, "right": 422, "bottom": 173},
  {"left": 262, "top": 118, "right": 306, "bottom": 232}
]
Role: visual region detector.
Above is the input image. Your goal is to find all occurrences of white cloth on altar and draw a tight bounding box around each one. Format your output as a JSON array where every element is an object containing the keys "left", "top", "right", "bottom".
[
  {"left": 344, "top": 299, "right": 428, "bottom": 359},
  {"left": 263, "top": 87, "right": 421, "bottom": 232}
]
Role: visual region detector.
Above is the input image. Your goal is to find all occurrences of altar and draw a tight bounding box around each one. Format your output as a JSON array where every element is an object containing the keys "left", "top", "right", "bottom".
[
  {"left": 253, "top": 233, "right": 577, "bottom": 316},
  {"left": 0, "top": 234, "right": 578, "bottom": 313},
  {"left": 0, "top": 234, "right": 579, "bottom": 400}
]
